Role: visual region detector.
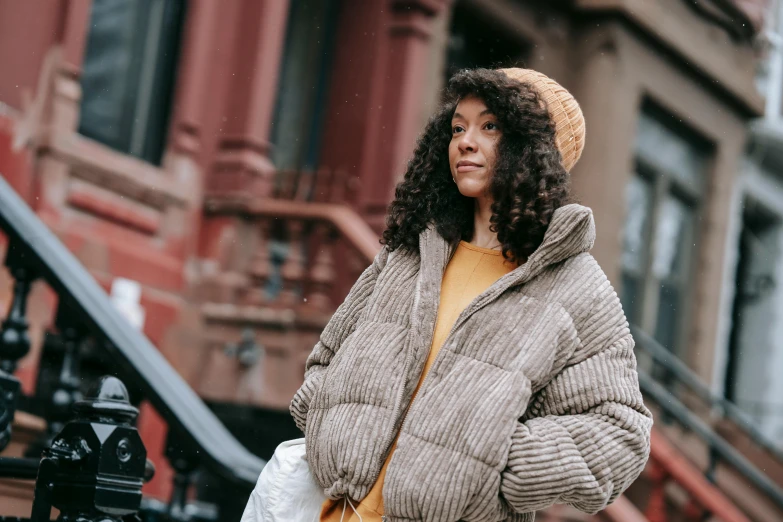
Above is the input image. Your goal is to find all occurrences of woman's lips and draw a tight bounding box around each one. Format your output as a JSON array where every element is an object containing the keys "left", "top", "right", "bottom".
[{"left": 457, "top": 164, "right": 483, "bottom": 173}]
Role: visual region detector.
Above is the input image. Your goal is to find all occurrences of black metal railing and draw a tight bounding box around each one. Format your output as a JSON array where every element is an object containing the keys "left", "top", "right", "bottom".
[
  {"left": 0, "top": 174, "right": 264, "bottom": 521},
  {"left": 632, "top": 325, "right": 783, "bottom": 515},
  {"left": 633, "top": 325, "right": 783, "bottom": 462}
]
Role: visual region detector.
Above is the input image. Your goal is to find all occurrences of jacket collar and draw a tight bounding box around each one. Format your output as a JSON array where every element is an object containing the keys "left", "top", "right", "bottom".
[
  {"left": 509, "top": 202, "right": 596, "bottom": 283},
  {"left": 412, "top": 204, "right": 596, "bottom": 340}
]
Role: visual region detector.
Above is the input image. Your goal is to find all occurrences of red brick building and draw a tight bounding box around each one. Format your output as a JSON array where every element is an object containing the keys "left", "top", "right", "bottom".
[{"left": 1, "top": 0, "right": 781, "bottom": 519}]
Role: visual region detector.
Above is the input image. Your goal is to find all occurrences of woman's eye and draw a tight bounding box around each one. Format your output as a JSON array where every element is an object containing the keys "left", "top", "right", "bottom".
[
  {"left": 484, "top": 122, "right": 498, "bottom": 131},
  {"left": 452, "top": 125, "right": 464, "bottom": 134}
]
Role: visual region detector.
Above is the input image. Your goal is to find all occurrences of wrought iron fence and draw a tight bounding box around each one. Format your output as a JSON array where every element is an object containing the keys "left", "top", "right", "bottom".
[
  {"left": 633, "top": 324, "right": 783, "bottom": 520},
  {"left": 0, "top": 174, "right": 264, "bottom": 521}
]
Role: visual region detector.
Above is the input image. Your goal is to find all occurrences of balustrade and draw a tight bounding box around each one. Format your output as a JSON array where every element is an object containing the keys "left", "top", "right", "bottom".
[
  {"left": 163, "top": 433, "right": 201, "bottom": 522},
  {"left": 0, "top": 175, "right": 264, "bottom": 521},
  {"left": 245, "top": 220, "right": 272, "bottom": 306},
  {"left": 202, "top": 168, "right": 377, "bottom": 314},
  {"left": 633, "top": 325, "right": 783, "bottom": 521},
  {"left": 0, "top": 166, "right": 379, "bottom": 520},
  {"left": 305, "top": 222, "right": 337, "bottom": 312},
  {"left": 26, "top": 303, "right": 88, "bottom": 459},
  {"left": 0, "top": 161, "right": 388, "bottom": 521},
  {"left": 0, "top": 244, "right": 35, "bottom": 375},
  {"left": 0, "top": 371, "right": 17, "bottom": 453},
  {"left": 0, "top": 241, "right": 35, "bottom": 456},
  {"left": 279, "top": 219, "right": 306, "bottom": 307}
]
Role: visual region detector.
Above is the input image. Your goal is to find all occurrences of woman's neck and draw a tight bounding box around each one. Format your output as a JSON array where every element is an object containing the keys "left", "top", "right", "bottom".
[{"left": 469, "top": 196, "right": 500, "bottom": 250}]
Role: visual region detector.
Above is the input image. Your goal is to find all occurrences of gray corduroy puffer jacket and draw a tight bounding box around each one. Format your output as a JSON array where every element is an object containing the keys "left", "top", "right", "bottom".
[{"left": 290, "top": 204, "right": 652, "bottom": 522}]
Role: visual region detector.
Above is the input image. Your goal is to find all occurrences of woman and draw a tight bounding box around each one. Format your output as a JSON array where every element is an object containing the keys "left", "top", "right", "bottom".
[{"left": 290, "top": 67, "right": 652, "bottom": 522}]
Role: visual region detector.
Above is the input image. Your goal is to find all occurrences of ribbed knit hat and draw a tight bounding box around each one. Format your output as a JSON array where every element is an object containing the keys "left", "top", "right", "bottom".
[{"left": 499, "top": 68, "right": 585, "bottom": 172}]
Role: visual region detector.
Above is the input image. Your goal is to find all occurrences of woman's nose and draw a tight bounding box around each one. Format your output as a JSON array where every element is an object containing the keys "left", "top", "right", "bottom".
[{"left": 459, "top": 129, "right": 477, "bottom": 153}]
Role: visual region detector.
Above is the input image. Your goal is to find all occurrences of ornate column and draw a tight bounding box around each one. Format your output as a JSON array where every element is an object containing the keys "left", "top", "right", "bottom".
[
  {"left": 208, "top": 0, "right": 291, "bottom": 198},
  {"left": 50, "top": 0, "right": 92, "bottom": 134},
  {"left": 379, "top": 0, "right": 452, "bottom": 204},
  {"left": 162, "top": 0, "right": 222, "bottom": 260},
  {"left": 166, "top": 0, "right": 220, "bottom": 163},
  {"left": 9, "top": 0, "right": 92, "bottom": 221},
  {"left": 318, "top": 0, "right": 450, "bottom": 232}
]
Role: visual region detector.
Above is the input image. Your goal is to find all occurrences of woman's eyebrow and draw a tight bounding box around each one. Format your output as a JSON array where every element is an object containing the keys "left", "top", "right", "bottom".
[{"left": 452, "top": 110, "right": 495, "bottom": 120}]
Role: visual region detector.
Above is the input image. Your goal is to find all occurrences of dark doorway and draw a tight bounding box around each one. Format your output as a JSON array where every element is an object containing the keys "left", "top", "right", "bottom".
[{"left": 446, "top": 0, "right": 531, "bottom": 82}]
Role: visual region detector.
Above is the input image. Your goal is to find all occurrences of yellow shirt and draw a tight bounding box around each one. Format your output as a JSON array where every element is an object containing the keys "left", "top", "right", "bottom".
[{"left": 321, "top": 241, "right": 517, "bottom": 520}]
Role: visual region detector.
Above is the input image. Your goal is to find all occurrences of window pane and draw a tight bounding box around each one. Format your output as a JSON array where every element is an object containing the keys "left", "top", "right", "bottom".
[
  {"left": 631, "top": 104, "right": 707, "bottom": 355},
  {"left": 622, "top": 175, "right": 654, "bottom": 273},
  {"left": 271, "top": 0, "right": 339, "bottom": 171},
  {"left": 79, "top": 0, "right": 139, "bottom": 150},
  {"left": 651, "top": 194, "right": 695, "bottom": 351},
  {"left": 621, "top": 272, "right": 642, "bottom": 325},
  {"left": 78, "top": 0, "right": 184, "bottom": 165},
  {"left": 652, "top": 195, "right": 692, "bottom": 281},
  {"left": 635, "top": 110, "right": 707, "bottom": 193},
  {"left": 725, "top": 201, "right": 782, "bottom": 435},
  {"left": 621, "top": 174, "right": 653, "bottom": 325},
  {"left": 654, "top": 282, "right": 681, "bottom": 351}
]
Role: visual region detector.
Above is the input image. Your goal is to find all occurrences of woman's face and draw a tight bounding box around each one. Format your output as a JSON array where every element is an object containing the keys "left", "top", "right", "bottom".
[{"left": 449, "top": 95, "right": 501, "bottom": 198}]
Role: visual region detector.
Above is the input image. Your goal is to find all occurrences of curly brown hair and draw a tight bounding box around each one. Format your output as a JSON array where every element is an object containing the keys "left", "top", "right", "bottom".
[{"left": 381, "top": 68, "right": 572, "bottom": 264}]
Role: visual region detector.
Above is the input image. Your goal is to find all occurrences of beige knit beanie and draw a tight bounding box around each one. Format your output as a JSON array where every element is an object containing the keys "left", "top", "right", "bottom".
[{"left": 499, "top": 68, "right": 585, "bottom": 172}]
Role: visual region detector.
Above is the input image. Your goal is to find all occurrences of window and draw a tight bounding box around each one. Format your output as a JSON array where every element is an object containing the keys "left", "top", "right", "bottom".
[
  {"left": 270, "top": 0, "right": 340, "bottom": 171},
  {"left": 755, "top": 0, "right": 783, "bottom": 119},
  {"left": 725, "top": 199, "right": 781, "bottom": 432},
  {"left": 621, "top": 175, "right": 654, "bottom": 326},
  {"left": 78, "top": 0, "right": 185, "bottom": 165},
  {"left": 446, "top": 0, "right": 530, "bottom": 81},
  {"left": 621, "top": 104, "right": 710, "bottom": 356}
]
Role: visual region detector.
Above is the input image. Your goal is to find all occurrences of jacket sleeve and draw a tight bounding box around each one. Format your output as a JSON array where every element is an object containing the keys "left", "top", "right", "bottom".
[
  {"left": 289, "top": 247, "right": 389, "bottom": 433},
  {"left": 500, "top": 329, "right": 652, "bottom": 514}
]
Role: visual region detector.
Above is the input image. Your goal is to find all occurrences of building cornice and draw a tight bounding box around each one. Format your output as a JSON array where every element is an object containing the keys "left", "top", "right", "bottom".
[
  {"left": 689, "top": 0, "right": 758, "bottom": 42},
  {"left": 577, "top": 0, "right": 765, "bottom": 118}
]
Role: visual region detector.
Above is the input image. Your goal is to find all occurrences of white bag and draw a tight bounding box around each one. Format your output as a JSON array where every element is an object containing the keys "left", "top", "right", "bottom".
[{"left": 241, "top": 438, "right": 327, "bottom": 522}]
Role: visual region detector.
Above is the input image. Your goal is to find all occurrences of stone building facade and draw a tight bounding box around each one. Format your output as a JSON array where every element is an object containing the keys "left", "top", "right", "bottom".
[{"left": 0, "top": 0, "right": 775, "bottom": 511}]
